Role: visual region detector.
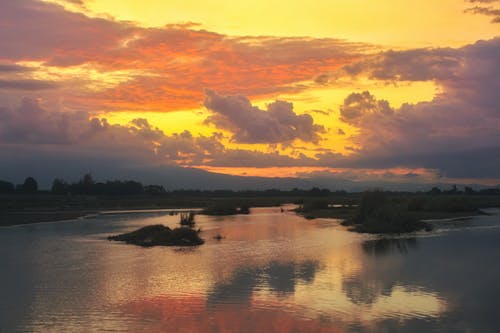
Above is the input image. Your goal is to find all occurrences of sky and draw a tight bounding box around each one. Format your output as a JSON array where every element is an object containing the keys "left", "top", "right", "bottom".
[{"left": 0, "top": 0, "right": 499, "bottom": 188}]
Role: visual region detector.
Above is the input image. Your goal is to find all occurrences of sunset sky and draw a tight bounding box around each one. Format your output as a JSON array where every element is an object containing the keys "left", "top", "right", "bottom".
[{"left": 1, "top": 0, "right": 499, "bottom": 188}]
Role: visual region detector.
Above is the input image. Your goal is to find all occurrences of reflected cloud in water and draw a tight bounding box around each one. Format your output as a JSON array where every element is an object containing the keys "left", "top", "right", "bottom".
[
  {"left": 207, "top": 260, "right": 320, "bottom": 305},
  {"left": 121, "top": 294, "right": 346, "bottom": 333},
  {"left": 2, "top": 207, "right": 500, "bottom": 332}
]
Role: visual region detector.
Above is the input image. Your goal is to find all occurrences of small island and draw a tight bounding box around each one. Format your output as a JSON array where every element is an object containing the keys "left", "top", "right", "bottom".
[
  {"left": 296, "top": 189, "right": 499, "bottom": 234},
  {"left": 340, "top": 190, "right": 433, "bottom": 234},
  {"left": 108, "top": 224, "right": 204, "bottom": 247}
]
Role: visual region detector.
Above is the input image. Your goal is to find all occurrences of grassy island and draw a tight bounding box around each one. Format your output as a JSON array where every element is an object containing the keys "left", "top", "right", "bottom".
[{"left": 108, "top": 225, "right": 204, "bottom": 247}]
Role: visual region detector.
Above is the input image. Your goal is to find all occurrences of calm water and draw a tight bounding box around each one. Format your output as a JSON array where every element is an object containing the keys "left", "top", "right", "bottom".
[{"left": 1, "top": 206, "right": 500, "bottom": 333}]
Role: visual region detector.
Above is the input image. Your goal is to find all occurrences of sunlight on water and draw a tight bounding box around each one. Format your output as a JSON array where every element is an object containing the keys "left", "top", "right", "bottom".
[{"left": 1, "top": 206, "right": 499, "bottom": 332}]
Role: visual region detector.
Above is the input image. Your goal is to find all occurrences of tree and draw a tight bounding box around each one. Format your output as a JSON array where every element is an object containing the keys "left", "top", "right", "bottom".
[
  {"left": 21, "top": 177, "right": 38, "bottom": 193},
  {"left": 75, "top": 173, "right": 95, "bottom": 194},
  {"left": 52, "top": 178, "right": 69, "bottom": 194},
  {"left": 81, "top": 173, "right": 94, "bottom": 186},
  {"left": 0, "top": 180, "right": 15, "bottom": 193}
]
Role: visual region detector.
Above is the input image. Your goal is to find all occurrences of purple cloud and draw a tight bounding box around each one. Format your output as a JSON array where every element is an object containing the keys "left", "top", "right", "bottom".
[
  {"left": 0, "top": 79, "right": 58, "bottom": 91},
  {"left": 331, "top": 39, "right": 500, "bottom": 178},
  {"left": 204, "top": 90, "right": 325, "bottom": 144}
]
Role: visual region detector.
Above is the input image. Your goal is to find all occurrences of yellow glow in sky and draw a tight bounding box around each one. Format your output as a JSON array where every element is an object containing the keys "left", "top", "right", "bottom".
[
  {"left": 102, "top": 109, "right": 209, "bottom": 135},
  {"left": 27, "top": 0, "right": 500, "bottom": 183},
  {"left": 83, "top": 0, "right": 499, "bottom": 47}
]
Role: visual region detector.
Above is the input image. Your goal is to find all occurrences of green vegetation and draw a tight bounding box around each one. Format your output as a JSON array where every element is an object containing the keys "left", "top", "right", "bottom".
[
  {"left": 297, "top": 190, "right": 500, "bottom": 234},
  {"left": 342, "top": 190, "right": 432, "bottom": 234},
  {"left": 108, "top": 224, "right": 204, "bottom": 247}
]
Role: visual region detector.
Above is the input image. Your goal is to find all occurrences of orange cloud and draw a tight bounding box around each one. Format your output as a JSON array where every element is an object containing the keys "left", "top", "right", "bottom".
[
  {"left": 85, "top": 34, "right": 365, "bottom": 111},
  {"left": 0, "top": 1, "right": 369, "bottom": 112}
]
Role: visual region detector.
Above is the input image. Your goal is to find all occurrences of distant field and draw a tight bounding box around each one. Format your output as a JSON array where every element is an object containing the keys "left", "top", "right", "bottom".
[{"left": 1, "top": 192, "right": 499, "bottom": 227}]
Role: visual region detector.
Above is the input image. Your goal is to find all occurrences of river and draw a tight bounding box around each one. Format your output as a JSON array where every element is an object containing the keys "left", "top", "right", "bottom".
[{"left": 1, "top": 206, "right": 499, "bottom": 332}]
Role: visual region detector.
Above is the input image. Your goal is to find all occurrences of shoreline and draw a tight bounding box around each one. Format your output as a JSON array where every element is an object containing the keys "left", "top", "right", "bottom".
[
  {"left": 0, "top": 208, "right": 205, "bottom": 227},
  {"left": 297, "top": 208, "right": 490, "bottom": 221},
  {"left": 0, "top": 210, "right": 99, "bottom": 227}
]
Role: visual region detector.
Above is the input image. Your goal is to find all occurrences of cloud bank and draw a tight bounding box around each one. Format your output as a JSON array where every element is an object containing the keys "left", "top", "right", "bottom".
[{"left": 204, "top": 90, "right": 324, "bottom": 144}]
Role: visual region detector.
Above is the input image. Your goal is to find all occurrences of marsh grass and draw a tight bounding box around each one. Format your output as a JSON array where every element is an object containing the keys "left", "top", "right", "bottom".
[
  {"left": 343, "top": 190, "right": 432, "bottom": 234},
  {"left": 180, "top": 212, "right": 196, "bottom": 226}
]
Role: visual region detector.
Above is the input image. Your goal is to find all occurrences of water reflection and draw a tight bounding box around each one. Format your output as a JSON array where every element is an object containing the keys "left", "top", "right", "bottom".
[
  {"left": 208, "top": 260, "right": 319, "bottom": 305},
  {"left": 342, "top": 275, "right": 394, "bottom": 306},
  {"left": 122, "top": 295, "right": 346, "bottom": 333},
  {"left": 362, "top": 238, "right": 418, "bottom": 256},
  {"left": 1, "top": 207, "right": 499, "bottom": 332}
]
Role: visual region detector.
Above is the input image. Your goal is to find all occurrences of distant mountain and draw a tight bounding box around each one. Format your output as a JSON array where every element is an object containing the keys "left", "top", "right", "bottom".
[{"left": 0, "top": 148, "right": 495, "bottom": 192}]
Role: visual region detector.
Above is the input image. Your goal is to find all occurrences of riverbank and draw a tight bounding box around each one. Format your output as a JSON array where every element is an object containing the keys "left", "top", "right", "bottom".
[{"left": 0, "top": 210, "right": 99, "bottom": 226}]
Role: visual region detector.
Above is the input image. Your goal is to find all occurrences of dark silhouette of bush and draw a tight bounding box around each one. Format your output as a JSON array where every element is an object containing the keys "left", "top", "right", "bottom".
[
  {"left": 239, "top": 205, "right": 250, "bottom": 214},
  {"left": 180, "top": 212, "right": 196, "bottom": 226},
  {"left": 357, "top": 190, "right": 387, "bottom": 222}
]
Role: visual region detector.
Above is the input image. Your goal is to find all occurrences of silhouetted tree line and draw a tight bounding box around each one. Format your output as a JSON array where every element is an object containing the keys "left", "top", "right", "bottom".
[
  {"left": 1, "top": 175, "right": 499, "bottom": 196},
  {"left": 0, "top": 174, "right": 165, "bottom": 195},
  {"left": 50, "top": 173, "right": 166, "bottom": 195},
  {"left": 426, "top": 185, "right": 500, "bottom": 195},
  {"left": 0, "top": 177, "right": 38, "bottom": 193}
]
